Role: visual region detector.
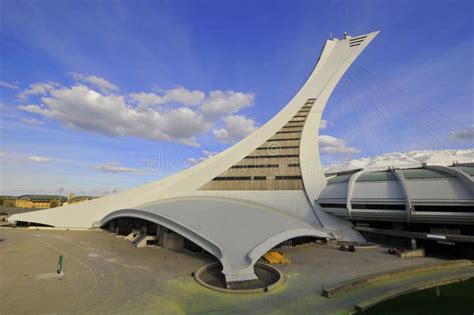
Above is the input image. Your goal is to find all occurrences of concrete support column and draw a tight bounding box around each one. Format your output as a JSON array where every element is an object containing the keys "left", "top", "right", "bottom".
[
  {"left": 391, "top": 169, "right": 413, "bottom": 223},
  {"left": 346, "top": 170, "right": 365, "bottom": 218},
  {"left": 164, "top": 232, "right": 184, "bottom": 249},
  {"left": 410, "top": 238, "right": 417, "bottom": 250},
  {"left": 158, "top": 227, "right": 168, "bottom": 247}
]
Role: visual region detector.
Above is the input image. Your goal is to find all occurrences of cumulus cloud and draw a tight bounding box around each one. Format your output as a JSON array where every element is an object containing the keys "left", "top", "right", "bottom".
[
  {"left": 449, "top": 126, "right": 474, "bottom": 142},
  {"left": 319, "top": 135, "right": 359, "bottom": 155},
  {"left": 18, "top": 82, "right": 60, "bottom": 100},
  {"left": 213, "top": 115, "right": 258, "bottom": 144},
  {"left": 69, "top": 72, "right": 118, "bottom": 93},
  {"left": 130, "top": 87, "right": 205, "bottom": 109},
  {"left": 17, "top": 75, "right": 255, "bottom": 147},
  {"left": 18, "top": 104, "right": 47, "bottom": 115},
  {"left": 29, "top": 156, "right": 50, "bottom": 163},
  {"left": 129, "top": 92, "right": 164, "bottom": 108},
  {"left": 97, "top": 163, "right": 144, "bottom": 174},
  {"left": 161, "top": 86, "right": 205, "bottom": 106},
  {"left": 0, "top": 80, "right": 19, "bottom": 90},
  {"left": 185, "top": 150, "right": 217, "bottom": 165},
  {"left": 18, "top": 85, "right": 211, "bottom": 146},
  {"left": 201, "top": 90, "right": 254, "bottom": 119}
]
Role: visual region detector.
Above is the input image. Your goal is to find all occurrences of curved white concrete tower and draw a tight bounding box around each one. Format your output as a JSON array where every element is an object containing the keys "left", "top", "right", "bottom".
[{"left": 10, "top": 31, "right": 380, "bottom": 284}]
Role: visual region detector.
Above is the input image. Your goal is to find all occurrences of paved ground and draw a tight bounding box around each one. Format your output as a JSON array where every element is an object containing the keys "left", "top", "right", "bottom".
[
  {"left": 0, "top": 205, "right": 40, "bottom": 216},
  {"left": 0, "top": 228, "right": 470, "bottom": 315}
]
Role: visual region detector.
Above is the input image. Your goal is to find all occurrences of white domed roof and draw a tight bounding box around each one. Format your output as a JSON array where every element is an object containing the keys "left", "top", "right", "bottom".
[{"left": 325, "top": 149, "right": 474, "bottom": 174}]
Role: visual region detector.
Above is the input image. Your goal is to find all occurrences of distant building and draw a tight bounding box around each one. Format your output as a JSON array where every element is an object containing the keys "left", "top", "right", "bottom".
[
  {"left": 15, "top": 195, "right": 67, "bottom": 209},
  {"left": 0, "top": 196, "right": 17, "bottom": 207}
]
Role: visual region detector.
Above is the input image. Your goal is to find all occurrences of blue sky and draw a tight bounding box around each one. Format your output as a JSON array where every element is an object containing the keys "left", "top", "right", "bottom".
[{"left": 1, "top": 0, "right": 473, "bottom": 196}]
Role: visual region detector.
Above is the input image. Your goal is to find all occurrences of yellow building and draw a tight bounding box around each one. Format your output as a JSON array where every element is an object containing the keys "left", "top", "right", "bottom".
[
  {"left": 0, "top": 196, "right": 17, "bottom": 207},
  {"left": 15, "top": 195, "right": 67, "bottom": 209}
]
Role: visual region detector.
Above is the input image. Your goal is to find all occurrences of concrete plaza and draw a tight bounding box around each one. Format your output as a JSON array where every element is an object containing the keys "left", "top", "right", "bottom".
[{"left": 1, "top": 228, "right": 467, "bottom": 314}]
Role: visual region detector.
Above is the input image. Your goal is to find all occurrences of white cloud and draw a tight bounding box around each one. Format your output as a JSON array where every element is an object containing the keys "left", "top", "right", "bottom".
[
  {"left": 161, "top": 86, "right": 205, "bottom": 106},
  {"left": 21, "top": 118, "right": 45, "bottom": 125},
  {"left": 129, "top": 92, "right": 164, "bottom": 108},
  {"left": 18, "top": 82, "right": 60, "bottom": 100},
  {"left": 130, "top": 87, "right": 205, "bottom": 109},
  {"left": 320, "top": 119, "right": 329, "bottom": 129},
  {"left": 29, "top": 156, "right": 50, "bottom": 163},
  {"left": 202, "top": 150, "right": 217, "bottom": 156},
  {"left": 84, "top": 76, "right": 118, "bottom": 92},
  {"left": 319, "top": 135, "right": 359, "bottom": 155},
  {"left": 18, "top": 85, "right": 210, "bottom": 146},
  {"left": 69, "top": 73, "right": 118, "bottom": 93},
  {"left": 163, "top": 107, "right": 211, "bottom": 146},
  {"left": 449, "top": 126, "right": 474, "bottom": 142},
  {"left": 185, "top": 150, "right": 217, "bottom": 165},
  {"left": 0, "top": 103, "right": 20, "bottom": 119},
  {"left": 213, "top": 115, "right": 258, "bottom": 144},
  {"left": 0, "top": 80, "right": 19, "bottom": 90},
  {"left": 18, "top": 104, "right": 47, "bottom": 115},
  {"left": 201, "top": 90, "right": 254, "bottom": 118},
  {"left": 1, "top": 150, "right": 50, "bottom": 164},
  {"left": 97, "top": 163, "right": 144, "bottom": 174},
  {"left": 17, "top": 75, "right": 255, "bottom": 147}
]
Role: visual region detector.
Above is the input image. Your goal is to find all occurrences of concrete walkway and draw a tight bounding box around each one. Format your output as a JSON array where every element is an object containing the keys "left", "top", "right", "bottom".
[
  {"left": 311, "top": 265, "right": 474, "bottom": 314},
  {"left": 1, "top": 228, "right": 472, "bottom": 315}
]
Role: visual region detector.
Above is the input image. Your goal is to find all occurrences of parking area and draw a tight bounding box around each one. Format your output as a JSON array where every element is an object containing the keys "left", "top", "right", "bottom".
[{"left": 0, "top": 228, "right": 446, "bottom": 314}]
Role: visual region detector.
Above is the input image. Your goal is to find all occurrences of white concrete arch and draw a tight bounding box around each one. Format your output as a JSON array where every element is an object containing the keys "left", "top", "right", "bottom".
[
  {"left": 99, "top": 196, "right": 331, "bottom": 282},
  {"left": 99, "top": 209, "right": 224, "bottom": 261},
  {"left": 248, "top": 228, "right": 329, "bottom": 263},
  {"left": 346, "top": 170, "right": 366, "bottom": 218},
  {"left": 391, "top": 169, "right": 414, "bottom": 222}
]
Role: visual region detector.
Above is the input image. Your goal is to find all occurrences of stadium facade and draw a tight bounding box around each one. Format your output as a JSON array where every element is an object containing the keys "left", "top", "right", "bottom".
[
  {"left": 319, "top": 163, "right": 474, "bottom": 224},
  {"left": 9, "top": 31, "right": 474, "bottom": 284}
]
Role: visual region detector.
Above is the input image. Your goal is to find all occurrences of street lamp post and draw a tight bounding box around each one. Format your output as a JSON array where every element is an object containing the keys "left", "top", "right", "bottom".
[{"left": 57, "top": 188, "right": 64, "bottom": 207}]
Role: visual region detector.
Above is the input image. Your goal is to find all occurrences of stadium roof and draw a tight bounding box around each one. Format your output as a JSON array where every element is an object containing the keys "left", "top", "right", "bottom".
[
  {"left": 318, "top": 164, "right": 474, "bottom": 224},
  {"left": 17, "top": 195, "right": 67, "bottom": 202},
  {"left": 325, "top": 149, "right": 474, "bottom": 175}
]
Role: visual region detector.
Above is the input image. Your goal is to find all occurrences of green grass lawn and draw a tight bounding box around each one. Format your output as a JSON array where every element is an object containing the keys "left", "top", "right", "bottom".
[{"left": 362, "top": 278, "right": 474, "bottom": 315}]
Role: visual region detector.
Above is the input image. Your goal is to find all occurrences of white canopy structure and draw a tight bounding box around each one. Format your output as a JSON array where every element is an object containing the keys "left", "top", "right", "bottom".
[
  {"left": 9, "top": 31, "right": 380, "bottom": 284},
  {"left": 319, "top": 164, "right": 474, "bottom": 224},
  {"left": 325, "top": 149, "right": 474, "bottom": 174}
]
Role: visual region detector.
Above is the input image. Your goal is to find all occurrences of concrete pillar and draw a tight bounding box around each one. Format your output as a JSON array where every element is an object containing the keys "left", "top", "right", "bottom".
[
  {"left": 165, "top": 232, "right": 184, "bottom": 249},
  {"left": 158, "top": 227, "right": 184, "bottom": 249},
  {"left": 158, "top": 227, "right": 168, "bottom": 247},
  {"left": 410, "top": 238, "right": 417, "bottom": 250}
]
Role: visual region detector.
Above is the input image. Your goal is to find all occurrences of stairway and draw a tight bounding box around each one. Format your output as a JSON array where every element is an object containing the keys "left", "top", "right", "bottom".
[{"left": 131, "top": 232, "right": 146, "bottom": 247}]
